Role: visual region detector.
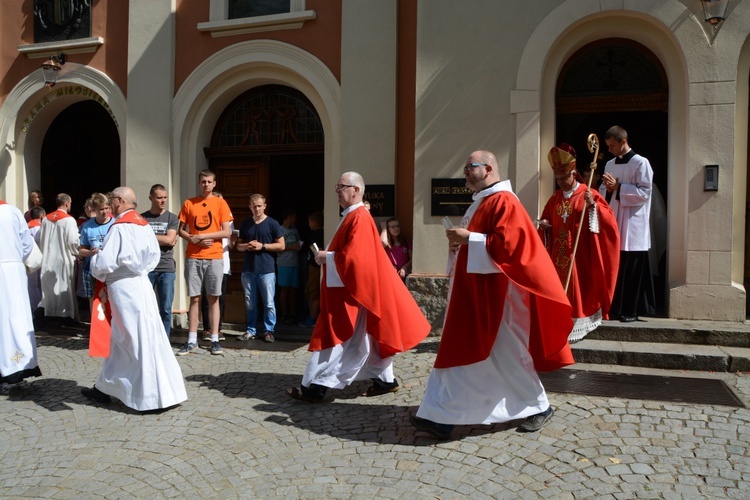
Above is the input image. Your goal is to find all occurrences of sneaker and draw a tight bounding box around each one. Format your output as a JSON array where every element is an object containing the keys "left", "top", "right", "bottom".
[
  {"left": 517, "top": 406, "right": 554, "bottom": 433},
  {"left": 176, "top": 342, "right": 199, "bottom": 356},
  {"left": 218, "top": 331, "right": 226, "bottom": 341},
  {"left": 210, "top": 341, "right": 223, "bottom": 355},
  {"left": 264, "top": 332, "right": 275, "bottom": 343},
  {"left": 299, "top": 316, "right": 316, "bottom": 327},
  {"left": 239, "top": 332, "right": 256, "bottom": 341},
  {"left": 201, "top": 330, "right": 211, "bottom": 341}
]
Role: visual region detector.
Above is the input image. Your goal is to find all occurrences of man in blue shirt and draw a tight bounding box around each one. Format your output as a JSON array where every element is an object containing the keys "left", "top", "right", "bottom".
[{"left": 236, "top": 194, "right": 284, "bottom": 342}]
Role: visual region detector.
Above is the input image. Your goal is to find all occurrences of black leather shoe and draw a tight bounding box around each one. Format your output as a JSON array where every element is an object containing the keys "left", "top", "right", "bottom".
[
  {"left": 409, "top": 414, "right": 454, "bottom": 440},
  {"left": 517, "top": 406, "right": 554, "bottom": 432},
  {"left": 620, "top": 316, "right": 638, "bottom": 323},
  {"left": 81, "top": 386, "right": 111, "bottom": 404}
]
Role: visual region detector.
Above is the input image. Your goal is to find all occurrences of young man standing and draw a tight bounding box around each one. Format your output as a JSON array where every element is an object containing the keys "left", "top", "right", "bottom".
[
  {"left": 142, "top": 184, "right": 179, "bottom": 337},
  {"left": 236, "top": 194, "right": 284, "bottom": 343},
  {"left": 78, "top": 193, "right": 115, "bottom": 314},
  {"left": 177, "top": 170, "right": 233, "bottom": 355}
]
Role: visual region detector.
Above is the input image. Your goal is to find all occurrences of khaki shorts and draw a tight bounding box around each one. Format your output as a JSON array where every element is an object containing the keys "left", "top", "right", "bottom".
[
  {"left": 185, "top": 258, "right": 223, "bottom": 297},
  {"left": 305, "top": 264, "right": 320, "bottom": 301}
]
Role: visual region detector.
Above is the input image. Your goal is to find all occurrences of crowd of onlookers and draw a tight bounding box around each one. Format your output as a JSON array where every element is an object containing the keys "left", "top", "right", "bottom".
[{"left": 20, "top": 173, "right": 414, "bottom": 352}]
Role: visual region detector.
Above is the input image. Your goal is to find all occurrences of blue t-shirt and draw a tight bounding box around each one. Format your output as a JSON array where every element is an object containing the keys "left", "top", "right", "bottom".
[
  {"left": 79, "top": 217, "right": 115, "bottom": 271},
  {"left": 240, "top": 216, "right": 284, "bottom": 274}
]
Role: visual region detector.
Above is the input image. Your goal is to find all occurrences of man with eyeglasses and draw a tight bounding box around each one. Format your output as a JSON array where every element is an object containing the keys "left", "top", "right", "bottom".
[
  {"left": 82, "top": 186, "right": 187, "bottom": 412},
  {"left": 286, "top": 172, "right": 430, "bottom": 403},
  {"left": 538, "top": 143, "right": 619, "bottom": 342},
  {"left": 410, "top": 150, "right": 574, "bottom": 440}
]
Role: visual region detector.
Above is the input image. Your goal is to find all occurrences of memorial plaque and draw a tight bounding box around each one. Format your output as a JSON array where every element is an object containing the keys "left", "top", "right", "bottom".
[
  {"left": 363, "top": 184, "right": 395, "bottom": 217},
  {"left": 431, "top": 178, "right": 473, "bottom": 216}
]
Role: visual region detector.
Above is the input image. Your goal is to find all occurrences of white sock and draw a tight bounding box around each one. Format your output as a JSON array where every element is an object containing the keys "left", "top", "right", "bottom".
[
  {"left": 211, "top": 333, "right": 219, "bottom": 342},
  {"left": 188, "top": 332, "right": 197, "bottom": 344}
]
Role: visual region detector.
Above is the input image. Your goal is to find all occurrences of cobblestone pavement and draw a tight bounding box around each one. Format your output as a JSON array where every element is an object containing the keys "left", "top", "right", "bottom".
[{"left": 2, "top": 335, "right": 750, "bottom": 499}]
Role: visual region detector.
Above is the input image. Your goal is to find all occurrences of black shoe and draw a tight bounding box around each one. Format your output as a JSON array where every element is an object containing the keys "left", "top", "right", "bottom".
[
  {"left": 364, "top": 379, "right": 400, "bottom": 397},
  {"left": 81, "top": 386, "right": 111, "bottom": 404},
  {"left": 620, "top": 316, "right": 638, "bottom": 323},
  {"left": 517, "top": 406, "right": 554, "bottom": 433},
  {"left": 409, "top": 414, "right": 454, "bottom": 440}
]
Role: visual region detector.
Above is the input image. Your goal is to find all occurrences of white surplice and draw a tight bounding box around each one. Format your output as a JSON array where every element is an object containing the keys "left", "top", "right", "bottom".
[
  {"left": 27, "top": 224, "right": 43, "bottom": 312},
  {"left": 0, "top": 203, "right": 42, "bottom": 383},
  {"left": 90, "top": 212, "right": 187, "bottom": 411},
  {"left": 39, "top": 210, "right": 79, "bottom": 318},
  {"left": 417, "top": 182, "right": 549, "bottom": 425}
]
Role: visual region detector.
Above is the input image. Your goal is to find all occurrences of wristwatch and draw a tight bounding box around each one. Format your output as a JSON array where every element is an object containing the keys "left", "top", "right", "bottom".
[{"left": 262, "top": 243, "right": 266, "bottom": 251}]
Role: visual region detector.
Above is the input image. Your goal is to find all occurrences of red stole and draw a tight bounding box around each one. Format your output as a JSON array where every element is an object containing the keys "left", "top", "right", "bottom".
[
  {"left": 46, "top": 209, "right": 72, "bottom": 222},
  {"left": 89, "top": 209, "right": 149, "bottom": 358},
  {"left": 0, "top": 200, "right": 6, "bottom": 205},
  {"left": 28, "top": 219, "right": 42, "bottom": 229},
  {"left": 309, "top": 206, "right": 431, "bottom": 358},
  {"left": 435, "top": 191, "right": 574, "bottom": 372}
]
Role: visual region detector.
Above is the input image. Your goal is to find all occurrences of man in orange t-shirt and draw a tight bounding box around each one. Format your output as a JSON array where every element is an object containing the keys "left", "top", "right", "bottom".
[{"left": 177, "top": 169, "right": 233, "bottom": 356}]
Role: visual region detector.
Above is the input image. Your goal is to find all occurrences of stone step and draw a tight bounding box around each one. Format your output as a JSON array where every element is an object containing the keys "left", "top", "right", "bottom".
[
  {"left": 590, "top": 318, "right": 750, "bottom": 347},
  {"left": 571, "top": 339, "right": 750, "bottom": 372}
]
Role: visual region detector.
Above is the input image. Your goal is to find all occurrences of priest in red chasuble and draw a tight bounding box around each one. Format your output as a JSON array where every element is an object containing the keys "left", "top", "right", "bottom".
[
  {"left": 411, "top": 151, "right": 574, "bottom": 440},
  {"left": 538, "top": 144, "right": 620, "bottom": 342},
  {"left": 286, "top": 172, "right": 431, "bottom": 403}
]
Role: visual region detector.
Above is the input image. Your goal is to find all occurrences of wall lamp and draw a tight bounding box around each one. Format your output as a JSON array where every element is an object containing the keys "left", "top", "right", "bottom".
[
  {"left": 41, "top": 53, "right": 66, "bottom": 88},
  {"left": 701, "top": 0, "right": 730, "bottom": 30}
]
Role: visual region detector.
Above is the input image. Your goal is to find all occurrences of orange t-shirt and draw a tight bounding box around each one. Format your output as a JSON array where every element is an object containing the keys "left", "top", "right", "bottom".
[{"left": 178, "top": 195, "right": 233, "bottom": 260}]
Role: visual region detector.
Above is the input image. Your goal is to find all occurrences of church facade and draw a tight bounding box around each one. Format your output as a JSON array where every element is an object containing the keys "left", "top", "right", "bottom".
[{"left": 2, "top": 1, "right": 750, "bottom": 322}]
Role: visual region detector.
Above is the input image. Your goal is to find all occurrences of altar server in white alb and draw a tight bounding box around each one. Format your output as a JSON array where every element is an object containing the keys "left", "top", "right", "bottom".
[
  {"left": 599, "top": 126, "right": 655, "bottom": 322},
  {"left": 0, "top": 199, "right": 42, "bottom": 385},
  {"left": 81, "top": 187, "right": 187, "bottom": 412},
  {"left": 39, "top": 193, "right": 80, "bottom": 324}
]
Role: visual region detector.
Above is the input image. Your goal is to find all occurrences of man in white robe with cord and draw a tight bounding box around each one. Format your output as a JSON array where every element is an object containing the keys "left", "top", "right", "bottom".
[
  {"left": 81, "top": 187, "right": 187, "bottom": 412},
  {"left": 0, "top": 199, "right": 42, "bottom": 387}
]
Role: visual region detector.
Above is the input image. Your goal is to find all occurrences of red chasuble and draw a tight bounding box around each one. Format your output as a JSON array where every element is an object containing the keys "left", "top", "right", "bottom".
[
  {"left": 89, "top": 210, "right": 149, "bottom": 358},
  {"left": 539, "top": 184, "right": 619, "bottom": 320},
  {"left": 309, "top": 206, "right": 431, "bottom": 358},
  {"left": 435, "top": 191, "right": 574, "bottom": 372}
]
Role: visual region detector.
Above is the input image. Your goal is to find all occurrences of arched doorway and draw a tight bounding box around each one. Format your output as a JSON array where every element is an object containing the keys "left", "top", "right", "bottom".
[
  {"left": 205, "top": 84, "right": 325, "bottom": 323},
  {"left": 555, "top": 38, "right": 669, "bottom": 315},
  {"left": 40, "top": 100, "right": 121, "bottom": 218}
]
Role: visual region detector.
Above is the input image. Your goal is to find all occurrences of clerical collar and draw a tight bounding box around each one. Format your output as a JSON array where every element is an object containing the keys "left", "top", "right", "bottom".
[
  {"left": 615, "top": 149, "right": 635, "bottom": 164},
  {"left": 563, "top": 182, "right": 579, "bottom": 198}
]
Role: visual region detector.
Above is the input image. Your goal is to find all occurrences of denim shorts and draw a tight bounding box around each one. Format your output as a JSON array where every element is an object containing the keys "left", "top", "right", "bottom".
[
  {"left": 277, "top": 266, "right": 299, "bottom": 287},
  {"left": 185, "top": 258, "right": 223, "bottom": 297}
]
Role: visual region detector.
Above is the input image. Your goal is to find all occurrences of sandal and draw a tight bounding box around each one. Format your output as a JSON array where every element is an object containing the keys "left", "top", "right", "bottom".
[
  {"left": 285, "top": 387, "right": 324, "bottom": 403},
  {"left": 238, "top": 332, "right": 255, "bottom": 341}
]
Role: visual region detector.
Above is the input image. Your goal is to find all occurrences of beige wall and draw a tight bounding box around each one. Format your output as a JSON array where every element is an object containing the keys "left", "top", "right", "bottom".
[{"left": 411, "top": 0, "right": 750, "bottom": 320}]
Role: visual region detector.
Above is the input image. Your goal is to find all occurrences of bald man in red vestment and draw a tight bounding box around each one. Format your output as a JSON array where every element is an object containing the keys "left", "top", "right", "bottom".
[{"left": 286, "top": 172, "right": 431, "bottom": 403}]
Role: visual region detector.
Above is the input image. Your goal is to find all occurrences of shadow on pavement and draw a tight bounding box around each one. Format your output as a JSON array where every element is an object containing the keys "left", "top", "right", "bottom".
[{"left": 186, "top": 371, "right": 521, "bottom": 444}]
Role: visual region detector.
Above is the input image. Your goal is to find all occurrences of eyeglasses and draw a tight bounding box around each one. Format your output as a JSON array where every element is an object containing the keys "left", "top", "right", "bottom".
[
  {"left": 463, "top": 162, "right": 489, "bottom": 173},
  {"left": 334, "top": 184, "right": 356, "bottom": 191}
]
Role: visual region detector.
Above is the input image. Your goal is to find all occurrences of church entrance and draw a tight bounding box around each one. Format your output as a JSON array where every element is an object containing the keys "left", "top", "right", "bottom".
[
  {"left": 555, "top": 38, "right": 669, "bottom": 315},
  {"left": 39, "top": 100, "right": 121, "bottom": 218},
  {"left": 205, "top": 85, "right": 325, "bottom": 324}
]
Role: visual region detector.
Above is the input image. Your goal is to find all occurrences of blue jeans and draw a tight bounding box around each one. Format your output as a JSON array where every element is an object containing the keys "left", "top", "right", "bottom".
[
  {"left": 148, "top": 271, "right": 175, "bottom": 337},
  {"left": 241, "top": 271, "right": 277, "bottom": 335}
]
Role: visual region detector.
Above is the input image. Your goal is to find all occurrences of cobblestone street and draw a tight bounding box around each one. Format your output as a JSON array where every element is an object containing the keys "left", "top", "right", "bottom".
[{"left": 2, "top": 334, "right": 749, "bottom": 498}]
